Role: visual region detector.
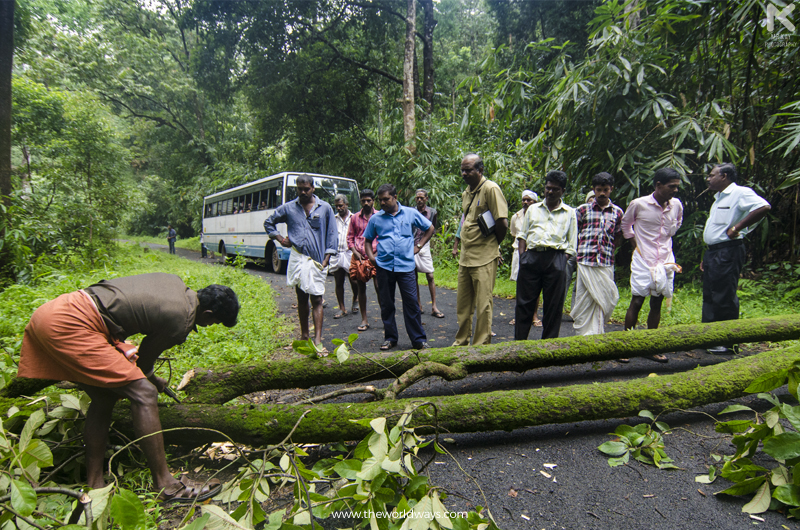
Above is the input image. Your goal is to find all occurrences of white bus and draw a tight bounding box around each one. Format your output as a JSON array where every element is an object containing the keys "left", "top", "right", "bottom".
[{"left": 202, "top": 172, "right": 360, "bottom": 272}]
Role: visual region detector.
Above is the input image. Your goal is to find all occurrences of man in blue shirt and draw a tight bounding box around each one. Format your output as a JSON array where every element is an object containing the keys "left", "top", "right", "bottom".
[
  {"left": 264, "top": 175, "right": 337, "bottom": 353},
  {"left": 364, "top": 184, "right": 435, "bottom": 350}
]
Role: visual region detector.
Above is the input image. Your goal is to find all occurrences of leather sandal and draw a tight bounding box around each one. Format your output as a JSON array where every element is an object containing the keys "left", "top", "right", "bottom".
[
  {"left": 380, "top": 341, "right": 397, "bottom": 351},
  {"left": 158, "top": 476, "right": 221, "bottom": 504}
]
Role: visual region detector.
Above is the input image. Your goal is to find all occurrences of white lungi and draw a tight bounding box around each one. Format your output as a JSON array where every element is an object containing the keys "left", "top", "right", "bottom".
[
  {"left": 571, "top": 264, "right": 619, "bottom": 336},
  {"left": 287, "top": 248, "right": 328, "bottom": 296},
  {"left": 414, "top": 242, "right": 434, "bottom": 274},
  {"left": 328, "top": 249, "right": 352, "bottom": 273},
  {"left": 630, "top": 250, "right": 679, "bottom": 298},
  {"left": 510, "top": 249, "right": 520, "bottom": 281}
]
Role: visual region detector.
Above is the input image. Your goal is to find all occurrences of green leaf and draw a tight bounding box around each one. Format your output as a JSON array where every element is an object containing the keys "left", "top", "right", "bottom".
[
  {"left": 179, "top": 513, "right": 211, "bottom": 530},
  {"left": 331, "top": 338, "right": 345, "bottom": 346},
  {"left": 110, "top": 488, "right": 146, "bottom": 530},
  {"left": 742, "top": 481, "right": 771, "bottom": 514},
  {"left": 608, "top": 453, "right": 629, "bottom": 467},
  {"left": 333, "top": 459, "right": 362, "bottom": 479},
  {"left": 719, "top": 404, "right": 754, "bottom": 415},
  {"left": 638, "top": 410, "right": 654, "bottom": 421},
  {"left": 19, "top": 439, "right": 53, "bottom": 469},
  {"left": 18, "top": 409, "right": 45, "bottom": 452},
  {"left": 10, "top": 480, "right": 36, "bottom": 517},
  {"left": 370, "top": 417, "right": 387, "bottom": 434},
  {"left": 789, "top": 369, "right": 799, "bottom": 400},
  {"left": 654, "top": 421, "right": 670, "bottom": 433},
  {"left": 201, "top": 505, "right": 252, "bottom": 530},
  {"left": 715, "top": 476, "right": 766, "bottom": 496},
  {"left": 745, "top": 370, "right": 788, "bottom": 393},
  {"left": 774, "top": 485, "right": 800, "bottom": 507},
  {"left": 763, "top": 432, "right": 800, "bottom": 460},
  {"left": 715, "top": 420, "right": 753, "bottom": 433},
  {"left": 771, "top": 465, "right": 791, "bottom": 487},
  {"left": 348, "top": 333, "right": 360, "bottom": 345},
  {"left": 335, "top": 344, "right": 350, "bottom": 363},
  {"left": 60, "top": 393, "right": 82, "bottom": 410},
  {"left": 598, "top": 441, "right": 628, "bottom": 457}
]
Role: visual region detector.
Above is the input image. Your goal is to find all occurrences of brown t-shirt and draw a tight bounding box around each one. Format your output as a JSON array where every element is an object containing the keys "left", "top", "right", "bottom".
[
  {"left": 459, "top": 177, "right": 509, "bottom": 267},
  {"left": 85, "top": 273, "right": 198, "bottom": 374}
]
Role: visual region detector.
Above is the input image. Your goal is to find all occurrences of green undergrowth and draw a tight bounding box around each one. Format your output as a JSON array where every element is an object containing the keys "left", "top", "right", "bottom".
[
  {"left": 427, "top": 255, "right": 800, "bottom": 329},
  {"left": 0, "top": 242, "right": 291, "bottom": 391},
  {"left": 121, "top": 233, "right": 202, "bottom": 252}
]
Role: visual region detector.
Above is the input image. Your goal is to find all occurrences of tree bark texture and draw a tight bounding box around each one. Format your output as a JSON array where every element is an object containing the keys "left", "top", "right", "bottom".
[
  {"left": 0, "top": 0, "right": 13, "bottom": 200},
  {"left": 176, "top": 315, "right": 800, "bottom": 404},
  {"left": 402, "top": 0, "right": 416, "bottom": 153},
  {"left": 420, "top": 0, "right": 435, "bottom": 113},
  {"left": 106, "top": 344, "right": 800, "bottom": 446}
]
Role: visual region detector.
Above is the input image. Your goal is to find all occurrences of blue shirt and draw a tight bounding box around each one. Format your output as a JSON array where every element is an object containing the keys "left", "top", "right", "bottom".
[
  {"left": 363, "top": 203, "right": 432, "bottom": 272},
  {"left": 263, "top": 196, "right": 337, "bottom": 263}
]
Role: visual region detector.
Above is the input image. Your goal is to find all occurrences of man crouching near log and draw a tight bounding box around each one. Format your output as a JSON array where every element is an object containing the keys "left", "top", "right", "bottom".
[{"left": 16, "top": 273, "right": 239, "bottom": 503}]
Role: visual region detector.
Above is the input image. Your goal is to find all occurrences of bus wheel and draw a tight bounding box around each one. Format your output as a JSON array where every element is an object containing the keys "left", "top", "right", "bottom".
[
  {"left": 269, "top": 242, "right": 287, "bottom": 274},
  {"left": 219, "top": 241, "right": 232, "bottom": 264}
]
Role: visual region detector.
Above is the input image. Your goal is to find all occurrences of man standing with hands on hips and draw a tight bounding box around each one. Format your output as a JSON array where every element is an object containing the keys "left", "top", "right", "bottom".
[{"left": 702, "top": 163, "right": 770, "bottom": 354}]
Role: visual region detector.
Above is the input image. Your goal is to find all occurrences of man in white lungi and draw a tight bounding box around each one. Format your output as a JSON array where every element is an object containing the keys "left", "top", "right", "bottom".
[
  {"left": 509, "top": 189, "right": 539, "bottom": 326},
  {"left": 620, "top": 168, "right": 683, "bottom": 363},
  {"left": 570, "top": 172, "right": 624, "bottom": 336},
  {"left": 264, "top": 174, "right": 337, "bottom": 353},
  {"left": 329, "top": 194, "right": 358, "bottom": 319},
  {"left": 413, "top": 189, "right": 444, "bottom": 318}
]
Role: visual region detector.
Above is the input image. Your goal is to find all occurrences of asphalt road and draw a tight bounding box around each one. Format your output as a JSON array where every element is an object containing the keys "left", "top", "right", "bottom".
[{"left": 152, "top": 243, "right": 798, "bottom": 530}]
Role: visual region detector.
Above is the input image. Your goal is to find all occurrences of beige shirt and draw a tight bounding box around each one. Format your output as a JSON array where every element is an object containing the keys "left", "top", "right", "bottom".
[
  {"left": 510, "top": 209, "right": 525, "bottom": 250},
  {"left": 459, "top": 177, "right": 509, "bottom": 267},
  {"left": 520, "top": 201, "right": 578, "bottom": 256}
]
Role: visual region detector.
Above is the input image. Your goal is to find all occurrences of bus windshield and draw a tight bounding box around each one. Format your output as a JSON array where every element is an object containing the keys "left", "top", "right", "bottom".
[{"left": 285, "top": 175, "right": 359, "bottom": 209}]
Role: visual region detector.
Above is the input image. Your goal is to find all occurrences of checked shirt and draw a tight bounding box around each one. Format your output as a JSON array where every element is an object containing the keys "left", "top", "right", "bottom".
[{"left": 575, "top": 199, "right": 624, "bottom": 267}]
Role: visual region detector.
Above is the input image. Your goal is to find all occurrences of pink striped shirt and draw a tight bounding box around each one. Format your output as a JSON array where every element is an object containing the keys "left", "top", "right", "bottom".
[
  {"left": 621, "top": 194, "right": 683, "bottom": 267},
  {"left": 347, "top": 208, "right": 378, "bottom": 256}
]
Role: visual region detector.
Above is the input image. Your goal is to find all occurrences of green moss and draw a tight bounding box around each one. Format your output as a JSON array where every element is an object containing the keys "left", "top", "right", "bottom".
[{"left": 183, "top": 315, "right": 800, "bottom": 404}]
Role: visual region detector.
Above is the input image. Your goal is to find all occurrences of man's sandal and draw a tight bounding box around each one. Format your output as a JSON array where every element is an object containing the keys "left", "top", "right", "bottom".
[
  {"left": 431, "top": 310, "right": 445, "bottom": 318},
  {"left": 158, "top": 476, "right": 221, "bottom": 504},
  {"left": 357, "top": 324, "right": 370, "bottom": 332},
  {"left": 333, "top": 311, "right": 348, "bottom": 319}
]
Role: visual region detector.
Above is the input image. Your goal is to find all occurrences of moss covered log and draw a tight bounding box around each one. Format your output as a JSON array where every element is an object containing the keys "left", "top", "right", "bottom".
[
  {"left": 106, "top": 344, "right": 800, "bottom": 446},
  {"left": 0, "top": 378, "right": 54, "bottom": 399},
  {"left": 179, "top": 315, "right": 800, "bottom": 404}
]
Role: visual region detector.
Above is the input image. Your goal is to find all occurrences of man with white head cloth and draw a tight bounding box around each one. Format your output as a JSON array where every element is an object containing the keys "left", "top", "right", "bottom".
[{"left": 509, "top": 189, "right": 540, "bottom": 327}]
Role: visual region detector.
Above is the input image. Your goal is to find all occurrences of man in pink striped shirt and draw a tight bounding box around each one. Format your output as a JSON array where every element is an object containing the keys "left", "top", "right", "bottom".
[
  {"left": 620, "top": 168, "right": 683, "bottom": 363},
  {"left": 347, "top": 189, "right": 380, "bottom": 332}
]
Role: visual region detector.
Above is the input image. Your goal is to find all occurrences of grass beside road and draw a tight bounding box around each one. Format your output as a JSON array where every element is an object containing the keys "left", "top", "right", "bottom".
[{"left": 0, "top": 241, "right": 291, "bottom": 393}]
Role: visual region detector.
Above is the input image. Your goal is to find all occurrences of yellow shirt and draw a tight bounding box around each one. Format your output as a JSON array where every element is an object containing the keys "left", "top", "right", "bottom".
[
  {"left": 459, "top": 177, "right": 509, "bottom": 267},
  {"left": 520, "top": 201, "right": 577, "bottom": 256}
]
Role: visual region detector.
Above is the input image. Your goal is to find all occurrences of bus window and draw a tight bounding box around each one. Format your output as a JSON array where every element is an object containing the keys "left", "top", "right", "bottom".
[{"left": 224, "top": 199, "right": 232, "bottom": 215}]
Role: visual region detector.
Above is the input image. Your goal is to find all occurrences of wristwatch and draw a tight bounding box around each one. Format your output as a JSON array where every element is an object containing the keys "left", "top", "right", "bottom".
[{"left": 416, "top": 243, "right": 423, "bottom": 249}]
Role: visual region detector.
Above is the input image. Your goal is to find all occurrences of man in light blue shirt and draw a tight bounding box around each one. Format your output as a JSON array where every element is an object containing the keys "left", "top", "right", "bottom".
[
  {"left": 264, "top": 174, "right": 337, "bottom": 353},
  {"left": 702, "top": 163, "right": 770, "bottom": 354},
  {"left": 364, "top": 184, "right": 435, "bottom": 351}
]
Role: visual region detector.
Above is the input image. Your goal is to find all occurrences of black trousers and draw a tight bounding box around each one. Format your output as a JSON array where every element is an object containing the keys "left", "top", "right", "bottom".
[
  {"left": 375, "top": 266, "right": 427, "bottom": 345},
  {"left": 515, "top": 249, "right": 568, "bottom": 340},
  {"left": 702, "top": 242, "right": 746, "bottom": 323}
]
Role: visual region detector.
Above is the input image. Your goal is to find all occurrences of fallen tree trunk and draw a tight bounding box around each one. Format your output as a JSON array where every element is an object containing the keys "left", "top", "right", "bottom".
[
  {"left": 107, "top": 344, "right": 800, "bottom": 446},
  {"left": 179, "top": 315, "right": 800, "bottom": 404}
]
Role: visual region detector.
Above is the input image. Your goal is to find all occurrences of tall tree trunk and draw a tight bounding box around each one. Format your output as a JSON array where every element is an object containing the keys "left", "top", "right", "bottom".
[
  {"left": 0, "top": 0, "right": 13, "bottom": 202},
  {"left": 402, "top": 0, "right": 416, "bottom": 154},
  {"left": 171, "top": 315, "right": 800, "bottom": 404},
  {"left": 420, "top": 0, "right": 435, "bottom": 114},
  {"left": 102, "top": 344, "right": 800, "bottom": 446}
]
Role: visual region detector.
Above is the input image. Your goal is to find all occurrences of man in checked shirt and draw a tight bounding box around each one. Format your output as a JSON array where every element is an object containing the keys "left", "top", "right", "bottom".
[{"left": 570, "top": 172, "right": 624, "bottom": 336}]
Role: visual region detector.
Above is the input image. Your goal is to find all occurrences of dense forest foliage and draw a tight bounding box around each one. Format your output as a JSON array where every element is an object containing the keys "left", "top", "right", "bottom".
[{"left": 2, "top": 0, "right": 800, "bottom": 284}]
